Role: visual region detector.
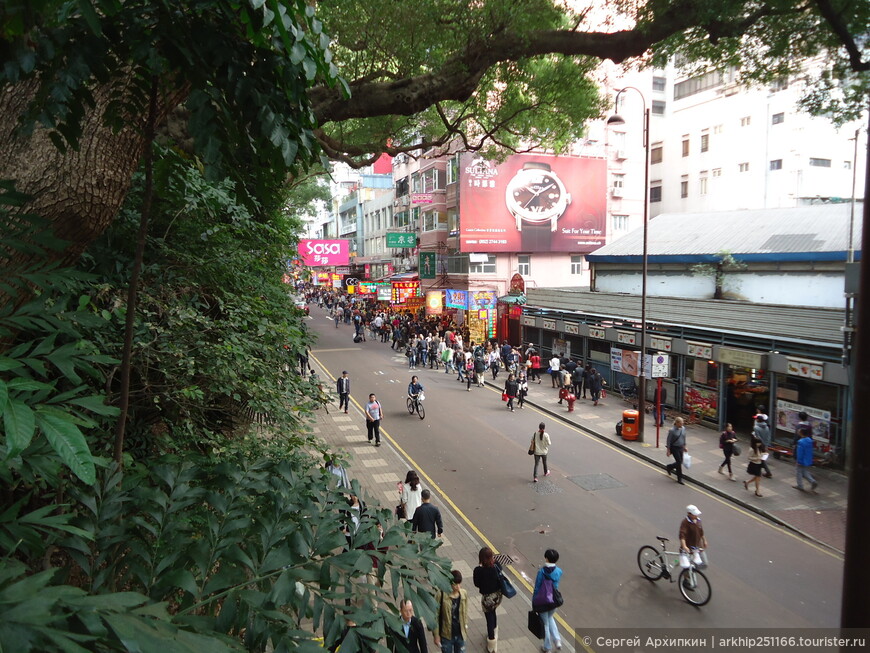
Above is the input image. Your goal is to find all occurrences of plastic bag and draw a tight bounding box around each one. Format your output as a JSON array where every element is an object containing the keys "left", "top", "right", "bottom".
[{"left": 683, "top": 453, "right": 693, "bottom": 469}]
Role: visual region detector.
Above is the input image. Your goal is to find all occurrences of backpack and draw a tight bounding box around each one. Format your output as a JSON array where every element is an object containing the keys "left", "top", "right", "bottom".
[{"left": 532, "top": 569, "right": 563, "bottom": 611}]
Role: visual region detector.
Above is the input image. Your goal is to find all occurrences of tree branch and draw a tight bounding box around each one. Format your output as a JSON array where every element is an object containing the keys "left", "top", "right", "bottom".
[{"left": 811, "top": 0, "right": 869, "bottom": 71}]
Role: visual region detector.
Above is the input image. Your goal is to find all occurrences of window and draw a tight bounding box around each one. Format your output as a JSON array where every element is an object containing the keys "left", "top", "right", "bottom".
[
  {"left": 771, "top": 77, "right": 789, "bottom": 92},
  {"left": 395, "top": 177, "right": 409, "bottom": 197},
  {"left": 447, "top": 209, "right": 459, "bottom": 235},
  {"left": 411, "top": 172, "right": 422, "bottom": 193},
  {"left": 570, "top": 255, "right": 585, "bottom": 275},
  {"left": 700, "top": 133, "right": 709, "bottom": 152},
  {"left": 713, "top": 124, "right": 723, "bottom": 135},
  {"left": 699, "top": 177, "right": 708, "bottom": 195},
  {"left": 446, "top": 154, "right": 460, "bottom": 184},
  {"left": 740, "top": 116, "right": 751, "bottom": 127},
  {"left": 446, "top": 255, "right": 470, "bottom": 274},
  {"left": 650, "top": 146, "right": 663, "bottom": 164},
  {"left": 738, "top": 162, "right": 750, "bottom": 172},
  {"left": 770, "top": 159, "right": 783, "bottom": 171},
  {"left": 809, "top": 158, "right": 832, "bottom": 168},
  {"left": 673, "top": 70, "right": 724, "bottom": 100},
  {"left": 395, "top": 210, "right": 410, "bottom": 227},
  {"left": 612, "top": 173, "right": 625, "bottom": 193},
  {"left": 517, "top": 255, "right": 530, "bottom": 277},
  {"left": 771, "top": 112, "right": 784, "bottom": 125},
  {"left": 611, "top": 215, "right": 630, "bottom": 230},
  {"left": 680, "top": 180, "right": 688, "bottom": 198},
  {"left": 652, "top": 76, "right": 666, "bottom": 92},
  {"left": 652, "top": 100, "right": 666, "bottom": 115},
  {"left": 650, "top": 186, "right": 662, "bottom": 203},
  {"left": 712, "top": 168, "right": 722, "bottom": 177},
  {"left": 469, "top": 254, "right": 496, "bottom": 274},
  {"left": 844, "top": 161, "right": 852, "bottom": 170},
  {"left": 422, "top": 210, "right": 446, "bottom": 232},
  {"left": 682, "top": 138, "right": 690, "bottom": 157}
]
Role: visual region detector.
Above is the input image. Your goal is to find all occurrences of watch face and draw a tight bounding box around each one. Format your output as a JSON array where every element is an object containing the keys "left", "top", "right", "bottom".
[{"left": 506, "top": 170, "right": 570, "bottom": 223}]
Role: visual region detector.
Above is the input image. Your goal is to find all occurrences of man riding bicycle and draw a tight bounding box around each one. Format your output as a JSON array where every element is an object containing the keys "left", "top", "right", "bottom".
[{"left": 408, "top": 375, "right": 424, "bottom": 403}]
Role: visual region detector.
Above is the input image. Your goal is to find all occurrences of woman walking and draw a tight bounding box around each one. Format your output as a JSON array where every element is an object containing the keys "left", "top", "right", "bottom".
[
  {"left": 473, "top": 547, "right": 502, "bottom": 653},
  {"left": 532, "top": 422, "right": 551, "bottom": 482},
  {"left": 665, "top": 417, "right": 687, "bottom": 484},
  {"left": 743, "top": 434, "right": 767, "bottom": 497},
  {"left": 532, "top": 549, "right": 563, "bottom": 652},
  {"left": 517, "top": 372, "right": 529, "bottom": 409},
  {"left": 400, "top": 470, "right": 423, "bottom": 523},
  {"left": 718, "top": 423, "right": 738, "bottom": 481},
  {"left": 503, "top": 373, "right": 519, "bottom": 412},
  {"left": 433, "top": 570, "right": 468, "bottom": 653}
]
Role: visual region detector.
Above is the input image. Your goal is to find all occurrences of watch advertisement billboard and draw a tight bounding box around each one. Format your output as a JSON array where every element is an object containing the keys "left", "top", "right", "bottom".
[
  {"left": 458, "top": 153, "right": 606, "bottom": 253},
  {"left": 297, "top": 239, "right": 350, "bottom": 266}
]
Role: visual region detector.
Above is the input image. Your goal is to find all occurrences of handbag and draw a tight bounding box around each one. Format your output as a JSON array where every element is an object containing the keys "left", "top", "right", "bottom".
[
  {"left": 682, "top": 453, "right": 692, "bottom": 469},
  {"left": 732, "top": 443, "right": 741, "bottom": 456},
  {"left": 496, "top": 563, "right": 516, "bottom": 598},
  {"left": 502, "top": 392, "right": 508, "bottom": 401},
  {"left": 527, "top": 610, "right": 544, "bottom": 639},
  {"left": 528, "top": 436, "right": 535, "bottom": 456},
  {"left": 395, "top": 503, "right": 406, "bottom": 520}
]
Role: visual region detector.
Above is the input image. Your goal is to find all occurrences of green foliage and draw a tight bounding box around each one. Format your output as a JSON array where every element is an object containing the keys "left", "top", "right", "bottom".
[
  {"left": 0, "top": 180, "right": 118, "bottom": 487},
  {"left": 1, "top": 0, "right": 342, "bottom": 181},
  {"left": 691, "top": 251, "right": 748, "bottom": 299},
  {"left": 75, "top": 147, "right": 327, "bottom": 455}
]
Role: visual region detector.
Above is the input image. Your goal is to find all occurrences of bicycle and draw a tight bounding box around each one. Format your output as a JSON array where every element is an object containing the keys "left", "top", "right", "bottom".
[
  {"left": 406, "top": 393, "right": 426, "bottom": 420},
  {"left": 636, "top": 536, "right": 711, "bottom": 606}
]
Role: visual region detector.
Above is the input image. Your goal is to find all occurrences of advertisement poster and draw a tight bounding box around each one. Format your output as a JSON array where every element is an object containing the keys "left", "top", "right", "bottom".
[
  {"left": 775, "top": 400, "right": 831, "bottom": 442},
  {"left": 468, "top": 290, "right": 497, "bottom": 311},
  {"left": 426, "top": 291, "right": 443, "bottom": 315},
  {"left": 420, "top": 252, "right": 436, "bottom": 279},
  {"left": 297, "top": 239, "right": 350, "bottom": 266},
  {"left": 468, "top": 318, "right": 487, "bottom": 345},
  {"left": 610, "top": 347, "right": 639, "bottom": 376},
  {"left": 459, "top": 152, "right": 606, "bottom": 253},
  {"left": 446, "top": 289, "right": 468, "bottom": 309}
]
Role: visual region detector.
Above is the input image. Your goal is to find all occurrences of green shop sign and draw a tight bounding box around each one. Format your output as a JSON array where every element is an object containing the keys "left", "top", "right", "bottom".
[{"left": 386, "top": 232, "right": 416, "bottom": 248}]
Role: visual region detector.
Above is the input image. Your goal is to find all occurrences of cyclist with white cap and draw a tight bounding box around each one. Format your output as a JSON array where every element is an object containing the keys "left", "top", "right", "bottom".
[{"left": 679, "top": 505, "right": 708, "bottom": 562}]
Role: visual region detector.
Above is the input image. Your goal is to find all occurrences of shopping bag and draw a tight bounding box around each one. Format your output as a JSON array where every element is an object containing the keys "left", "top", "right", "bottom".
[
  {"left": 527, "top": 610, "right": 544, "bottom": 639},
  {"left": 683, "top": 453, "right": 692, "bottom": 469}
]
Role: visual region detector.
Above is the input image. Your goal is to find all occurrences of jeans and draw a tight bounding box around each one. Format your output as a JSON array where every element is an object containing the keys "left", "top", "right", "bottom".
[
  {"left": 439, "top": 636, "right": 466, "bottom": 653},
  {"left": 796, "top": 464, "right": 817, "bottom": 489},
  {"left": 540, "top": 608, "right": 560, "bottom": 650},
  {"left": 534, "top": 454, "right": 548, "bottom": 478},
  {"left": 338, "top": 392, "right": 349, "bottom": 411}
]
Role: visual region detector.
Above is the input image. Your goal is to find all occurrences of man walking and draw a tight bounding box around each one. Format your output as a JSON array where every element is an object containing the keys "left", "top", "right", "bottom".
[
  {"left": 336, "top": 370, "right": 351, "bottom": 414},
  {"left": 395, "top": 599, "right": 428, "bottom": 653},
  {"left": 665, "top": 416, "right": 687, "bottom": 485},
  {"left": 365, "top": 393, "right": 382, "bottom": 447},
  {"left": 794, "top": 428, "right": 819, "bottom": 492},
  {"left": 411, "top": 489, "right": 443, "bottom": 539}
]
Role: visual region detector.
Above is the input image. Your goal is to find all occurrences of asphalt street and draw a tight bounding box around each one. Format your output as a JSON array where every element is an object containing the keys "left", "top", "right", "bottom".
[{"left": 308, "top": 308, "right": 843, "bottom": 631}]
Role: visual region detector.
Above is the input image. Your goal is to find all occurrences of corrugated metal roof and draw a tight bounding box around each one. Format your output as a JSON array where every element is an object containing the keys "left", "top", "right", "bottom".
[
  {"left": 525, "top": 288, "right": 844, "bottom": 349},
  {"left": 588, "top": 203, "right": 863, "bottom": 261}
]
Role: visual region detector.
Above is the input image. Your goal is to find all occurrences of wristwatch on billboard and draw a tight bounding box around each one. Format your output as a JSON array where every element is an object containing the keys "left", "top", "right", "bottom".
[{"left": 504, "top": 161, "right": 571, "bottom": 250}]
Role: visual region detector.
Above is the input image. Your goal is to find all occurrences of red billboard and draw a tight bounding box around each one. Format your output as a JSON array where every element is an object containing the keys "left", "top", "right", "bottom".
[
  {"left": 459, "top": 153, "right": 606, "bottom": 253},
  {"left": 297, "top": 239, "right": 350, "bottom": 266}
]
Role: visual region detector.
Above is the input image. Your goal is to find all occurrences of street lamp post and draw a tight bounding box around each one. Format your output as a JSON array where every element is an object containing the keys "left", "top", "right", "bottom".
[{"left": 607, "top": 87, "right": 651, "bottom": 442}]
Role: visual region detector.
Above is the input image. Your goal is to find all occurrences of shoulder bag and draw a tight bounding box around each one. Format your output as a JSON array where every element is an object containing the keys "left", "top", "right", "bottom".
[
  {"left": 496, "top": 563, "right": 517, "bottom": 599},
  {"left": 528, "top": 436, "right": 536, "bottom": 456},
  {"left": 732, "top": 442, "right": 741, "bottom": 456}
]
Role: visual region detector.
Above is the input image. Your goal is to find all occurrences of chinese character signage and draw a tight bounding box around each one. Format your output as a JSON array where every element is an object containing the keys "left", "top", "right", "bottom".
[
  {"left": 420, "top": 252, "right": 436, "bottom": 279},
  {"left": 391, "top": 280, "right": 420, "bottom": 304},
  {"left": 459, "top": 152, "right": 607, "bottom": 253},
  {"left": 411, "top": 193, "right": 433, "bottom": 204},
  {"left": 446, "top": 289, "right": 468, "bottom": 309},
  {"left": 297, "top": 239, "right": 350, "bottom": 266},
  {"left": 386, "top": 232, "right": 416, "bottom": 248}
]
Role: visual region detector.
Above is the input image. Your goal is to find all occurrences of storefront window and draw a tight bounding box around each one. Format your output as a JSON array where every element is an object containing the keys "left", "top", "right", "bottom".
[
  {"left": 773, "top": 375, "right": 841, "bottom": 455},
  {"left": 683, "top": 358, "right": 719, "bottom": 424},
  {"left": 724, "top": 366, "right": 769, "bottom": 433},
  {"left": 588, "top": 340, "right": 612, "bottom": 386}
]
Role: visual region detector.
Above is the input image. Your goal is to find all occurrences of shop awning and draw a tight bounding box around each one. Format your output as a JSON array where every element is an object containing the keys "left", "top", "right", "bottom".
[{"left": 498, "top": 293, "right": 527, "bottom": 305}]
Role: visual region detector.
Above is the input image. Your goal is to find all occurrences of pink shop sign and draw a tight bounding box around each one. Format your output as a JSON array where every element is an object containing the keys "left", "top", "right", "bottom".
[{"left": 298, "top": 239, "right": 350, "bottom": 266}]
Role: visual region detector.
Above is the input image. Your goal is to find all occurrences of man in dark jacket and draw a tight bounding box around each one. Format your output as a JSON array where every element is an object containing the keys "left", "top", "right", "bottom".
[
  {"left": 394, "top": 599, "right": 428, "bottom": 653},
  {"left": 336, "top": 370, "right": 351, "bottom": 414},
  {"left": 411, "top": 489, "right": 443, "bottom": 539}
]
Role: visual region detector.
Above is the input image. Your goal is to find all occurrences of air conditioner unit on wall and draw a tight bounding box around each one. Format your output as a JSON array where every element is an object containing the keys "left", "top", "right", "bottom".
[
  {"left": 611, "top": 187, "right": 623, "bottom": 198},
  {"left": 615, "top": 149, "right": 627, "bottom": 160}
]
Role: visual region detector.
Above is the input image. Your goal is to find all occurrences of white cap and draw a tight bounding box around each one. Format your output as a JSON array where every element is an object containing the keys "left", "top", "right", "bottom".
[{"left": 686, "top": 505, "right": 702, "bottom": 516}]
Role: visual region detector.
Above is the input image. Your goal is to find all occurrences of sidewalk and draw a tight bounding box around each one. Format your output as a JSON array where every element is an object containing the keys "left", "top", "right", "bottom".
[
  {"left": 488, "top": 379, "right": 847, "bottom": 553},
  {"left": 306, "top": 360, "right": 548, "bottom": 653}
]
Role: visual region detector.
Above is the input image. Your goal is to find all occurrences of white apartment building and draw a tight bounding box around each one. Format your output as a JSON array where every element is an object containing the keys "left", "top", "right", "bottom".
[{"left": 647, "top": 63, "right": 866, "bottom": 216}]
